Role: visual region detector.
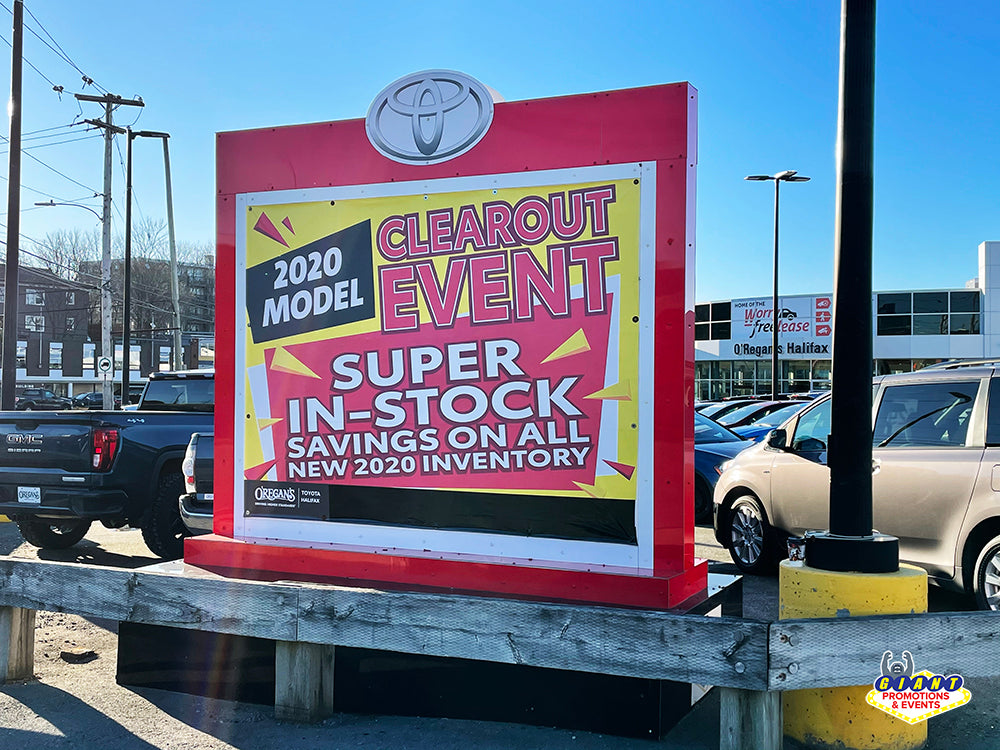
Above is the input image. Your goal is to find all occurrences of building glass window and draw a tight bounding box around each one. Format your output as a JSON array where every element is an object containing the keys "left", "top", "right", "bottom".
[
  {"left": 710, "top": 301, "right": 731, "bottom": 321},
  {"left": 24, "top": 289, "right": 44, "bottom": 306},
  {"left": 913, "top": 314, "right": 947, "bottom": 335},
  {"left": 950, "top": 291, "right": 980, "bottom": 313},
  {"left": 65, "top": 291, "right": 75, "bottom": 306},
  {"left": 65, "top": 317, "right": 75, "bottom": 331},
  {"left": 49, "top": 342, "right": 62, "bottom": 370},
  {"left": 913, "top": 292, "right": 948, "bottom": 314},
  {"left": 877, "top": 293, "right": 911, "bottom": 314},
  {"left": 16, "top": 341, "right": 25, "bottom": 368},
  {"left": 950, "top": 313, "right": 980, "bottom": 335},
  {"left": 710, "top": 321, "right": 731, "bottom": 340},
  {"left": 696, "top": 302, "right": 731, "bottom": 341},
  {"left": 25, "top": 314, "right": 45, "bottom": 332},
  {"left": 877, "top": 315, "right": 911, "bottom": 336},
  {"left": 83, "top": 343, "right": 95, "bottom": 369}
]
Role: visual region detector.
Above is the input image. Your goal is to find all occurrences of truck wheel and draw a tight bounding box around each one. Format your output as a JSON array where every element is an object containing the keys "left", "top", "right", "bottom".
[
  {"left": 141, "top": 470, "right": 189, "bottom": 559},
  {"left": 15, "top": 518, "right": 92, "bottom": 549}
]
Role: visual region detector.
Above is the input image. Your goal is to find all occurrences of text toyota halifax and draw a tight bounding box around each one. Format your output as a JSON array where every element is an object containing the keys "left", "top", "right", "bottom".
[{"left": 0, "top": 369, "right": 213, "bottom": 558}]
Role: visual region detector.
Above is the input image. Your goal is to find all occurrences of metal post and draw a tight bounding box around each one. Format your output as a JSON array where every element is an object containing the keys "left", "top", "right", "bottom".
[
  {"left": 804, "top": 0, "right": 898, "bottom": 573},
  {"left": 122, "top": 129, "right": 133, "bottom": 405},
  {"left": 101, "top": 102, "right": 114, "bottom": 408},
  {"left": 771, "top": 178, "right": 780, "bottom": 401},
  {"left": 1, "top": 0, "right": 23, "bottom": 410},
  {"left": 162, "top": 137, "right": 183, "bottom": 371}
]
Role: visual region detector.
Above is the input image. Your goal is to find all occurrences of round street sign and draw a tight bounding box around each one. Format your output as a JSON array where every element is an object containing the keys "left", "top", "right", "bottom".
[{"left": 97, "top": 356, "right": 113, "bottom": 374}]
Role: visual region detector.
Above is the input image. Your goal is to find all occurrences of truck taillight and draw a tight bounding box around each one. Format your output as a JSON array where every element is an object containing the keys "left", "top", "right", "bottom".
[
  {"left": 92, "top": 428, "right": 119, "bottom": 471},
  {"left": 182, "top": 436, "right": 197, "bottom": 493}
]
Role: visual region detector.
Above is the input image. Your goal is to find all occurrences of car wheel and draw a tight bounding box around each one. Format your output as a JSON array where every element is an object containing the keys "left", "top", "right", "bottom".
[
  {"left": 140, "top": 470, "right": 189, "bottom": 559},
  {"left": 15, "top": 518, "right": 92, "bottom": 549},
  {"left": 22, "top": 405, "right": 33, "bottom": 411},
  {"left": 973, "top": 535, "right": 1000, "bottom": 611},
  {"left": 725, "top": 494, "right": 777, "bottom": 575},
  {"left": 694, "top": 476, "right": 713, "bottom": 524}
]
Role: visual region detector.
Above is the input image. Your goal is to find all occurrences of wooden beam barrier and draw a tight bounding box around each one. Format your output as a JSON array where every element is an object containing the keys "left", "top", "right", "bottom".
[
  {"left": 0, "top": 557, "right": 769, "bottom": 736},
  {"left": 770, "top": 610, "right": 1000, "bottom": 690}
]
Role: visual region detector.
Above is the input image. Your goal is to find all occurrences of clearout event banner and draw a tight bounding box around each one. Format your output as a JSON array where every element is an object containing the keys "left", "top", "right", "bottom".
[{"left": 236, "top": 166, "right": 648, "bottom": 552}]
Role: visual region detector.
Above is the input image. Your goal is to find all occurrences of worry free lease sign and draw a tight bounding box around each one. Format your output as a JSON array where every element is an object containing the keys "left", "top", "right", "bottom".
[{"left": 236, "top": 164, "right": 649, "bottom": 553}]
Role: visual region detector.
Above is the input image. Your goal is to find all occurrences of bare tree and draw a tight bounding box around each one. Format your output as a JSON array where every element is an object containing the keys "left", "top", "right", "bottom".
[{"left": 26, "top": 228, "right": 101, "bottom": 281}]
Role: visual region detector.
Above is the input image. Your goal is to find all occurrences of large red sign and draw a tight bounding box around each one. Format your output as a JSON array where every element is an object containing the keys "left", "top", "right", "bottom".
[{"left": 189, "top": 76, "right": 703, "bottom": 609}]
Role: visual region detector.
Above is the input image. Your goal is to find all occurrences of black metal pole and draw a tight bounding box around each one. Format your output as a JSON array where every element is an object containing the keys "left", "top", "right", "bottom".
[
  {"left": 771, "top": 178, "right": 780, "bottom": 400},
  {"left": 122, "top": 129, "right": 133, "bottom": 407},
  {"left": 805, "top": 0, "right": 898, "bottom": 573},
  {"left": 1, "top": 0, "right": 23, "bottom": 410}
]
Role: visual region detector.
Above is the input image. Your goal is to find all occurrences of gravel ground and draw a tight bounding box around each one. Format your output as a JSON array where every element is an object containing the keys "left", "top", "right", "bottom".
[{"left": 2, "top": 609, "right": 719, "bottom": 750}]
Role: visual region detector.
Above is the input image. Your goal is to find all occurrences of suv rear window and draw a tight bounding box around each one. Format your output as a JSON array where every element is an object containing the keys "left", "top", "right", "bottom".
[
  {"left": 140, "top": 378, "right": 214, "bottom": 412},
  {"left": 874, "top": 381, "right": 978, "bottom": 447}
]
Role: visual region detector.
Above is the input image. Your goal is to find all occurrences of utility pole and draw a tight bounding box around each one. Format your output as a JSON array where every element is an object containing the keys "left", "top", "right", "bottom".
[
  {"left": 1, "top": 0, "right": 23, "bottom": 410},
  {"left": 76, "top": 93, "right": 143, "bottom": 408}
]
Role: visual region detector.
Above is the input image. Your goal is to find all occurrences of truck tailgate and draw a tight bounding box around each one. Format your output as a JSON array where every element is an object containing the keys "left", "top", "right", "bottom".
[{"left": 0, "top": 412, "right": 96, "bottom": 472}]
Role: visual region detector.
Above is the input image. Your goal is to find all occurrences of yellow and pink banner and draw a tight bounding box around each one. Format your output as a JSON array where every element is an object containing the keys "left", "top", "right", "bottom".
[{"left": 239, "top": 171, "right": 643, "bottom": 534}]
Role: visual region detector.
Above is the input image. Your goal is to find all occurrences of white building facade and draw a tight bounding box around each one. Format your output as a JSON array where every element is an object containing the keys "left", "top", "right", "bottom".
[{"left": 695, "top": 241, "right": 999, "bottom": 400}]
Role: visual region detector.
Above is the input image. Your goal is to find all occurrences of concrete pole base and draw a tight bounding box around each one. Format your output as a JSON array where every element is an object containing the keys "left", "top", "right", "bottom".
[{"left": 779, "top": 560, "right": 928, "bottom": 749}]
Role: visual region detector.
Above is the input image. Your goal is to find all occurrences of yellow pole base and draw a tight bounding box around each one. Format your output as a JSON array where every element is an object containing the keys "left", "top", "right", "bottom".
[{"left": 780, "top": 560, "right": 928, "bottom": 750}]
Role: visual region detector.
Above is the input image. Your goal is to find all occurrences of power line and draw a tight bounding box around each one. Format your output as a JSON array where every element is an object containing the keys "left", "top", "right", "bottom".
[
  {"left": 20, "top": 146, "right": 100, "bottom": 194},
  {"left": 0, "top": 133, "right": 102, "bottom": 156},
  {"left": 1, "top": 2, "right": 108, "bottom": 96}
]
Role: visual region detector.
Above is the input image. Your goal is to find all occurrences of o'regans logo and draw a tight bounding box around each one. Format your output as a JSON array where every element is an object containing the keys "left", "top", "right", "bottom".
[
  {"left": 866, "top": 649, "right": 971, "bottom": 724},
  {"left": 254, "top": 485, "right": 296, "bottom": 503},
  {"left": 366, "top": 70, "right": 495, "bottom": 165}
]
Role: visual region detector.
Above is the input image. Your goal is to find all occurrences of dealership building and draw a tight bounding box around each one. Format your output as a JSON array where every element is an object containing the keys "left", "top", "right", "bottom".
[{"left": 695, "top": 241, "right": 1000, "bottom": 400}]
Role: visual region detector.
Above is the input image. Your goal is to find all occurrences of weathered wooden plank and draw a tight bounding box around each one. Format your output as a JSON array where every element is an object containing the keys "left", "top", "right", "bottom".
[
  {"left": 718, "top": 687, "right": 781, "bottom": 750},
  {"left": 0, "top": 558, "right": 770, "bottom": 689},
  {"left": 0, "top": 558, "right": 298, "bottom": 641},
  {"left": 296, "top": 586, "right": 769, "bottom": 690},
  {"left": 0, "top": 606, "right": 35, "bottom": 682},
  {"left": 275, "top": 642, "right": 335, "bottom": 722},
  {"left": 770, "top": 611, "right": 1000, "bottom": 690}
]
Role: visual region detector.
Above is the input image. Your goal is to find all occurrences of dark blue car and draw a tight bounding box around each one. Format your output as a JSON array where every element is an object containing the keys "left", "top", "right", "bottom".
[{"left": 694, "top": 412, "right": 751, "bottom": 522}]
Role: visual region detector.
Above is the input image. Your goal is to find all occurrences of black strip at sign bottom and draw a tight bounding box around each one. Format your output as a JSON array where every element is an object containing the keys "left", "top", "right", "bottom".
[{"left": 245, "top": 481, "right": 637, "bottom": 545}]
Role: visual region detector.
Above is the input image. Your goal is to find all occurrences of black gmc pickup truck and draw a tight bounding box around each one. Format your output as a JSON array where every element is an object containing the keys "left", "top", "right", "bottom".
[{"left": 0, "top": 369, "right": 213, "bottom": 559}]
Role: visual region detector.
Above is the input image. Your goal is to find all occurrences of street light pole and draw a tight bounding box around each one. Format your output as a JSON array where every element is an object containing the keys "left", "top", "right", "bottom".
[
  {"left": 745, "top": 170, "right": 811, "bottom": 399},
  {"left": 121, "top": 129, "right": 173, "bottom": 404}
]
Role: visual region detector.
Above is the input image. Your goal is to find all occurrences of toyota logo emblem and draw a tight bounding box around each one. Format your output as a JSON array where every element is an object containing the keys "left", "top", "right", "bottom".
[{"left": 366, "top": 70, "right": 495, "bottom": 165}]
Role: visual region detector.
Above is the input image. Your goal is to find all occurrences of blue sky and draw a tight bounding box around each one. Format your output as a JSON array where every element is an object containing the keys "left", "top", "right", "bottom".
[{"left": 1, "top": 1, "right": 996, "bottom": 303}]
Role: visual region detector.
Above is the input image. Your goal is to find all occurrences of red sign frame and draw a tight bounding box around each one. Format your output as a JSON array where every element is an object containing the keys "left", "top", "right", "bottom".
[{"left": 186, "top": 81, "right": 704, "bottom": 609}]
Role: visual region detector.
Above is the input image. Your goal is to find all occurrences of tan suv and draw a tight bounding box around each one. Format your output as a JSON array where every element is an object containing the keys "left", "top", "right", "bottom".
[{"left": 713, "top": 362, "right": 1000, "bottom": 610}]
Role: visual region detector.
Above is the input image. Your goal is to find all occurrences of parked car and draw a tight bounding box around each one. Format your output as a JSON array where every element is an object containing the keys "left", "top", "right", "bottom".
[
  {"left": 716, "top": 400, "right": 808, "bottom": 428},
  {"left": 693, "top": 412, "right": 752, "bottom": 523},
  {"left": 732, "top": 402, "right": 810, "bottom": 442},
  {"left": 0, "top": 369, "right": 214, "bottom": 559},
  {"left": 71, "top": 391, "right": 122, "bottom": 410},
  {"left": 713, "top": 364, "right": 1000, "bottom": 610},
  {"left": 179, "top": 432, "right": 213, "bottom": 535},
  {"left": 14, "top": 388, "right": 72, "bottom": 411},
  {"left": 699, "top": 399, "right": 762, "bottom": 421}
]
